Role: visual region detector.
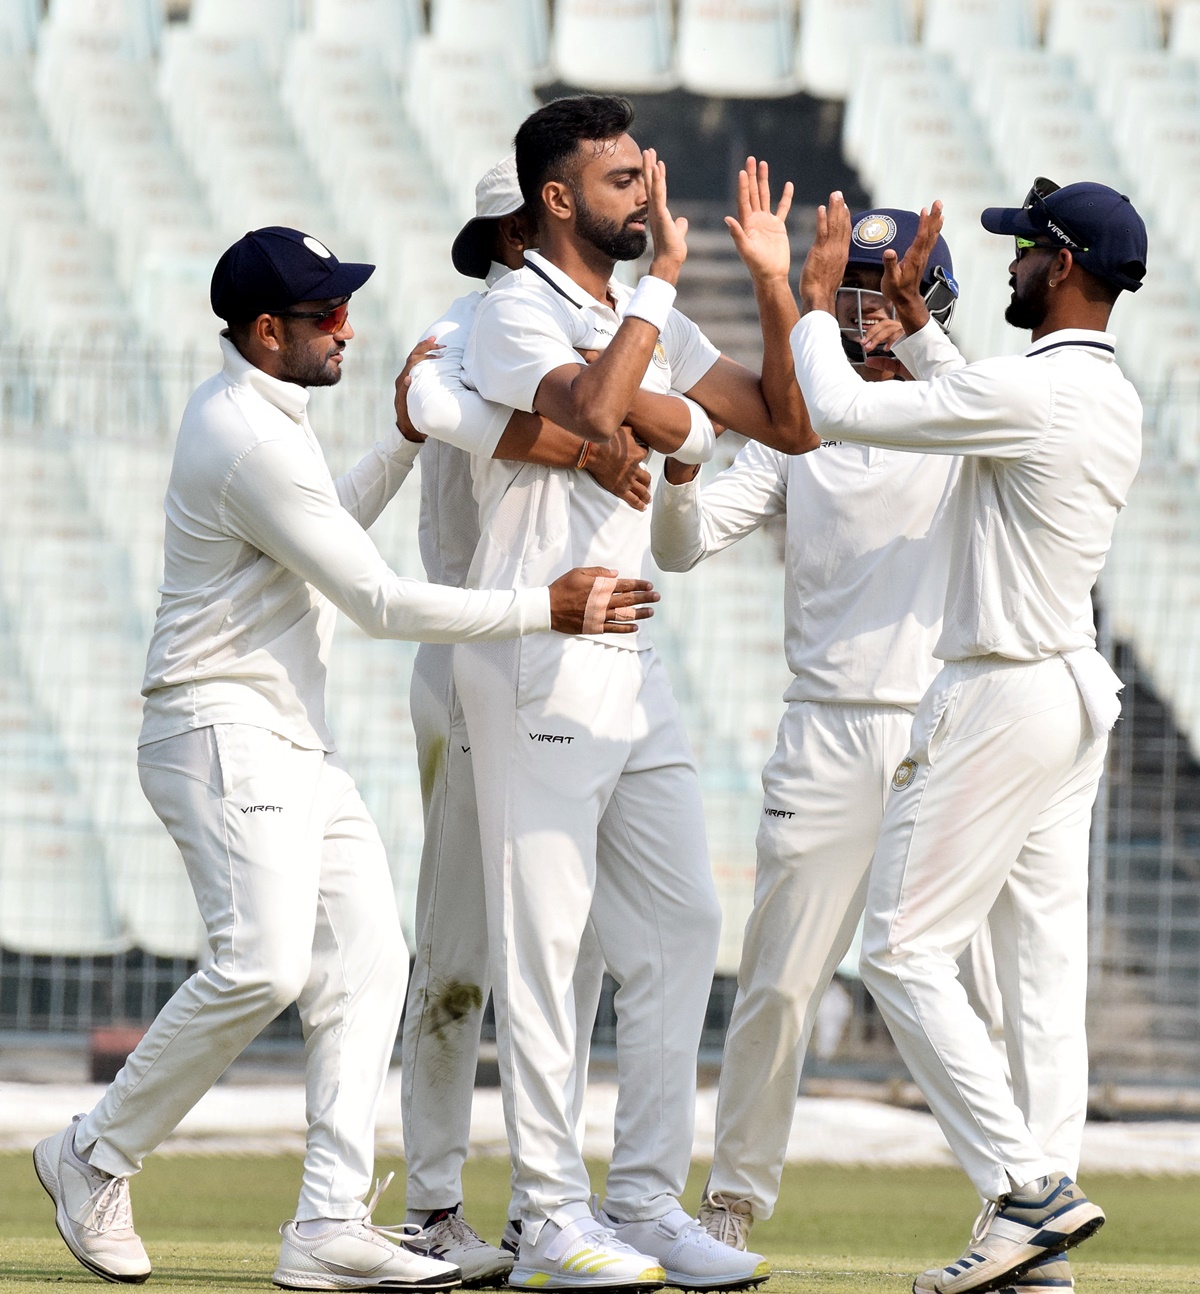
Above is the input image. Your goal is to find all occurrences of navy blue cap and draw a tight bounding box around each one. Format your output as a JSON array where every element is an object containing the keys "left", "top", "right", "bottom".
[
  {"left": 981, "top": 181, "right": 1147, "bottom": 293},
  {"left": 210, "top": 226, "right": 375, "bottom": 322},
  {"left": 846, "top": 208, "right": 959, "bottom": 325}
]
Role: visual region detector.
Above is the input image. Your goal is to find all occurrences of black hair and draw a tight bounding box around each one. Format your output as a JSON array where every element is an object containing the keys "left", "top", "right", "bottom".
[{"left": 514, "top": 94, "right": 635, "bottom": 216}]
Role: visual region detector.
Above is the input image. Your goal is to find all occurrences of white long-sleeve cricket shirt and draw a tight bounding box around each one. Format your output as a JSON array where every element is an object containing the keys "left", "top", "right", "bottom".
[
  {"left": 789, "top": 312, "right": 1142, "bottom": 663},
  {"left": 139, "top": 334, "right": 551, "bottom": 751},
  {"left": 652, "top": 437, "right": 960, "bottom": 709},
  {"left": 462, "top": 250, "right": 720, "bottom": 651},
  {"left": 406, "top": 263, "right": 511, "bottom": 590}
]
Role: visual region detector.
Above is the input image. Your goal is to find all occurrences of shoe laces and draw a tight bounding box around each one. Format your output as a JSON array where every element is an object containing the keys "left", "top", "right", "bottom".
[
  {"left": 698, "top": 1194, "right": 752, "bottom": 1250},
  {"left": 351, "top": 1172, "right": 444, "bottom": 1257},
  {"left": 423, "top": 1210, "right": 490, "bottom": 1253},
  {"left": 969, "top": 1199, "right": 1000, "bottom": 1247},
  {"left": 83, "top": 1175, "right": 135, "bottom": 1235}
]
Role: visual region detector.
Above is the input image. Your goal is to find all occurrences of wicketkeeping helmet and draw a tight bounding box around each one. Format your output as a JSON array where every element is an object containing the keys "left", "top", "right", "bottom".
[{"left": 838, "top": 208, "right": 959, "bottom": 364}]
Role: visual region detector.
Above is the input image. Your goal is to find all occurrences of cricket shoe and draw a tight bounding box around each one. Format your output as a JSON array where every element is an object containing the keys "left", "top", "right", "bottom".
[
  {"left": 508, "top": 1211, "right": 665, "bottom": 1291},
  {"left": 911, "top": 1176, "right": 1103, "bottom": 1294},
  {"left": 695, "top": 1195, "right": 754, "bottom": 1254},
  {"left": 598, "top": 1205, "right": 769, "bottom": 1291},
  {"left": 274, "top": 1173, "right": 462, "bottom": 1290},
  {"left": 500, "top": 1221, "right": 521, "bottom": 1258},
  {"left": 405, "top": 1206, "right": 514, "bottom": 1287},
  {"left": 33, "top": 1115, "right": 151, "bottom": 1283},
  {"left": 994, "top": 1254, "right": 1074, "bottom": 1292}
]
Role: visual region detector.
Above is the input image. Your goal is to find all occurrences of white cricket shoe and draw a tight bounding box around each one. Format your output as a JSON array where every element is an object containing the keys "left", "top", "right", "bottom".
[
  {"left": 274, "top": 1174, "right": 462, "bottom": 1291},
  {"left": 912, "top": 1177, "right": 1102, "bottom": 1294},
  {"left": 405, "top": 1206, "right": 514, "bottom": 1287},
  {"left": 33, "top": 1115, "right": 151, "bottom": 1283},
  {"left": 508, "top": 1212, "right": 665, "bottom": 1291},
  {"left": 599, "top": 1206, "right": 769, "bottom": 1292},
  {"left": 695, "top": 1195, "right": 754, "bottom": 1254}
]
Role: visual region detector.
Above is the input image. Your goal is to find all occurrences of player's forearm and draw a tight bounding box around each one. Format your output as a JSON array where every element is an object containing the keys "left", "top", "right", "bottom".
[
  {"left": 334, "top": 432, "right": 421, "bottom": 529},
  {"left": 624, "top": 390, "right": 693, "bottom": 454},
  {"left": 544, "top": 318, "right": 666, "bottom": 442},
  {"left": 751, "top": 274, "right": 819, "bottom": 455},
  {"left": 493, "top": 409, "right": 585, "bottom": 468},
  {"left": 650, "top": 474, "right": 706, "bottom": 572}
]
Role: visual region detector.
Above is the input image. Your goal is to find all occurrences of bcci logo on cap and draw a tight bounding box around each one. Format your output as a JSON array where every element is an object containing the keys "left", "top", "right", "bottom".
[
  {"left": 852, "top": 214, "right": 898, "bottom": 250},
  {"left": 891, "top": 757, "right": 917, "bottom": 791}
]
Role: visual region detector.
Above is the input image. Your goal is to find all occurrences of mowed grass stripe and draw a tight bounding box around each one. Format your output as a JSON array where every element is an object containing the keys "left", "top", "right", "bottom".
[{"left": 3, "top": 1154, "right": 1199, "bottom": 1291}]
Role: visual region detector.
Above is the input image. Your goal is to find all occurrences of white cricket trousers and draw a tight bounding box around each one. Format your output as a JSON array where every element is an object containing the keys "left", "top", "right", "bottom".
[
  {"left": 709, "top": 701, "right": 914, "bottom": 1220},
  {"left": 402, "top": 644, "right": 604, "bottom": 1215},
  {"left": 74, "top": 724, "right": 407, "bottom": 1221},
  {"left": 860, "top": 655, "right": 1107, "bottom": 1202},
  {"left": 455, "top": 635, "right": 722, "bottom": 1235}
]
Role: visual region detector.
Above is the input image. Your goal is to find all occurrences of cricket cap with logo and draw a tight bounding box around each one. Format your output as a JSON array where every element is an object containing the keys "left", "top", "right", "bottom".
[
  {"left": 210, "top": 226, "right": 375, "bottom": 322},
  {"left": 981, "top": 179, "right": 1147, "bottom": 293},
  {"left": 451, "top": 154, "right": 525, "bottom": 280}
]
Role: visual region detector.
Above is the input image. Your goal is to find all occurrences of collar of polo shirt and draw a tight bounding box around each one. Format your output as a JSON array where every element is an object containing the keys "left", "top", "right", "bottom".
[
  {"left": 1022, "top": 327, "right": 1117, "bottom": 361},
  {"left": 523, "top": 250, "right": 621, "bottom": 315},
  {"left": 220, "top": 333, "right": 310, "bottom": 422}
]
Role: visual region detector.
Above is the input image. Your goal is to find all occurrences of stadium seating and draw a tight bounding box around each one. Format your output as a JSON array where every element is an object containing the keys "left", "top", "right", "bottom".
[
  {"left": 794, "top": 0, "right": 910, "bottom": 101},
  {"left": 551, "top": 0, "right": 677, "bottom": 92},
  {"left": 921, "top": 0, "right": 1036, "bottom": 77},
  {"left": 676, "top": 0, "right": 796, "bottom": 97}
]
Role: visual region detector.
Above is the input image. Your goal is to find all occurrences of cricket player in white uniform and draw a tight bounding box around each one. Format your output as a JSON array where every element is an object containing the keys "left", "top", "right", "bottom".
[
  {"left": 791, "top": 181, "right": 1147, "bottom": 1294},
  {"left": 650, "top": 188, "right": 967, "bottom": 1249},
  {"left": 32, "top": 227, "right": 658, "bottom": 1290},
  {"left": 398, "top": 157, "right": 644, "bottom": 1282},
  {"left": 457, "top": 96, "right": 817, "bottom": 1292}
]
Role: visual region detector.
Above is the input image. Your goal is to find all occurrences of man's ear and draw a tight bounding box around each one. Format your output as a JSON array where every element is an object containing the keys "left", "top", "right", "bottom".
[
  {"left": 497, "top": 212, "right": 527, "bottom": 256},
  {"left": 541, "top": 179, "right": 575, "bottom": 225},
  {"left": 1051, "top": 248, "right": 1074, "bottom": 287},
  {"left": 253, "top": 313, "right": 283, "bottom": 352}
]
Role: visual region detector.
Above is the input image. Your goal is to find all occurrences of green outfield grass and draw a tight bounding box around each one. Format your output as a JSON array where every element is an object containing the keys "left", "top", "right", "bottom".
[{"left": 3, "top": 1153, "right": 1199, "bottom": 1293}]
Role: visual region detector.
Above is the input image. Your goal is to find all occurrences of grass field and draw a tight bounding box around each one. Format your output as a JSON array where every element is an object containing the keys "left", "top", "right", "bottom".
[{"left": 3, "top": 1153, "right": 1199, "bottom": 1293}]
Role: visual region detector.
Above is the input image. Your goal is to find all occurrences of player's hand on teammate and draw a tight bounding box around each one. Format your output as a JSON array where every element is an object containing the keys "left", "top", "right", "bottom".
[
  {"left": 393, "top": 336, "right": 441, "bottom": 442},
  {"left": 548, "top": 567, "right": 659, "bottom": 635},
  {"left": 586, "top": 425, "right": 653, "bottom": 511},
  {"left": 881, "top": 200, "right": 944, "bottom": 337},
  {"left": 799, "top": 191, "right": 853, "bottom": 316},
  {"left": 644, "top": 148, "right": 688, "bottom": 286},
  {"left": 725, "top": 157, "right": 794, "bottom": 284}
]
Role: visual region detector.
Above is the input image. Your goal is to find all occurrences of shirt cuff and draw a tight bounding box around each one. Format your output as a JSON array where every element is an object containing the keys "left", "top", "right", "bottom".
[
  {"left": 391, "top": 435, "right": 423, "bottom": 465},
  {"left": 519, "top": 586, "right": 553, "bottom": 634},
  {"left": 891, "top": 317, "right": 946, "bottom": 378}
]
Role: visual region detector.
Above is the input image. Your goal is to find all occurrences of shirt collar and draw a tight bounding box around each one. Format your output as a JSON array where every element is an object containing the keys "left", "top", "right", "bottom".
[
  {"left": 1023, "top": 328, "right": 1117, "bottom": 361},
  {"left": 220, "top": 332, "right": 311, "bottom": 423},
  {"left": 522, "top": 249, "right": 620, "bottom": 315},
  {"left": 485, "top": 261, "right": 511, "bottom": 289}
]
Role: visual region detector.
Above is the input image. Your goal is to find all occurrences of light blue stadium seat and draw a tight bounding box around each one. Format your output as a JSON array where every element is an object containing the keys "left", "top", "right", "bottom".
[
  {"left": 677, "top": 0, "right": 796, "bottom": 98},
  {"left": 795, "top": 0, "right": 911, "bottom": 101},
  {"left": 552, "top": 0, "right": 677, "bottom": 92}
]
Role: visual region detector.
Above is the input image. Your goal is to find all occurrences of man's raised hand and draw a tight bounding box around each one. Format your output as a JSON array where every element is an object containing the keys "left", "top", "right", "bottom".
[
  {"left": 798, "top": 191, "right": 852, "bottom": 316},
  {"left": 882, "top": 200, "right": 944, "bottom": 336},
  {"left": 548, "top": 568, "right": 660, "bottom": 635},
  {"left": 725, "top": 157, "right": 794, "bottom": 284},
  {"left": 644, "top": 148, "right": 688, "bottom": 286}
]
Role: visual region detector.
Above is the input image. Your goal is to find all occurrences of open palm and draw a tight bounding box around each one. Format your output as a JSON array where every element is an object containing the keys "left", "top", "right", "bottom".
[{"left": 726, "top": 157, "right": 793, "bottom": 281}]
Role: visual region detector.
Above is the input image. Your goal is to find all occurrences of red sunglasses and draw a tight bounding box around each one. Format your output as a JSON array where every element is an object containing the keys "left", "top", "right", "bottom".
[{"left": 275, "top": 298, "right": 350, "bottom": 333}]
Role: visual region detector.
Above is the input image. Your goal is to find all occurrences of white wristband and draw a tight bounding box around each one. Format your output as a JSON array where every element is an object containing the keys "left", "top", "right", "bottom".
[
  {"left": 670, "top": 395, "right": 716, "bottom": 465},
  {"left": 624, "top": 275, "right": 677, "bottom": 332}
]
